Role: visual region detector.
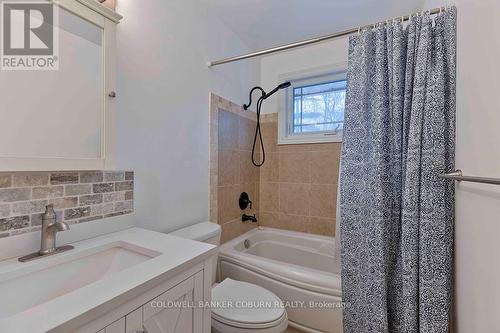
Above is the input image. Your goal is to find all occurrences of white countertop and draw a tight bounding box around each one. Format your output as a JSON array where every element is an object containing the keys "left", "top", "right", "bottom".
[{"left": 0, "top": 227, "right": 217, "bottom": 333}]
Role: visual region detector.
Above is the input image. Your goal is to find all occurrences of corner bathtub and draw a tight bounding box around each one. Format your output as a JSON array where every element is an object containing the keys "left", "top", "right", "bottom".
[{"left": 218, "top": 227, "right": 342, "bottom": 333}]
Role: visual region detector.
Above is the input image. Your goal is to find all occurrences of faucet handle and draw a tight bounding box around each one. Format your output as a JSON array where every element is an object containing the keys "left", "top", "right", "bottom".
[
  {"left": 43, "top": 204, "right": 57, "bottom": 221},
  {"left": 239, "top": 192, "right": 253, "bottom": 210}
]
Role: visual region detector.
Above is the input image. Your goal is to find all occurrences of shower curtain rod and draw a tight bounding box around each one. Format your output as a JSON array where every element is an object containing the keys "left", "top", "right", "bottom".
[{"left": 208, "top": 6, "right": 445, "bottom": 67}]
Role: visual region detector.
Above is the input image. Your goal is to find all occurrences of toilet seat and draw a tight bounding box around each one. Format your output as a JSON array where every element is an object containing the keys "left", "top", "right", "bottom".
[
  {"left": 212, "top": 309, "right": 287, "bottom": 329},
  {"left": 211, "top": 278, "right": 288, "bottom": 332}
]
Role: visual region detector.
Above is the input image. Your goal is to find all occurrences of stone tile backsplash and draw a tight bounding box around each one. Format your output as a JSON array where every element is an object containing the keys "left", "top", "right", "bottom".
[{"left": 0, "top": 171, "right": 134, "bottom": 237}]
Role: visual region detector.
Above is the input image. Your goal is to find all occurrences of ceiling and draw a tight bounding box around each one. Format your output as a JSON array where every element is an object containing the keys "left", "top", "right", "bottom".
[{"left": 198, "top": 0, "right": 426, "bottom": 50}]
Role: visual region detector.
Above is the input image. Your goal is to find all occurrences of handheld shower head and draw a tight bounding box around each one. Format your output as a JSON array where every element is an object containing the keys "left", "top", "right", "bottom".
[
  {"left": 243, "top": 82, "right": 290, "bottom": 110},
  {"left": 263, "top": 81, "right": 291, "bottom": 99},
  {"left": 243, "top": 81, "right": 291, "bottom": 167},
  {"left": 278, "top": 81, "right": 292, "bottom": 89}
]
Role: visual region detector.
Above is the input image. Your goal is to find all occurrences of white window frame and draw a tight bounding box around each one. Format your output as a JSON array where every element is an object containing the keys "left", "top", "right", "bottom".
[{"left": 278, "top": 62, "right": 348, "bottom": 145}]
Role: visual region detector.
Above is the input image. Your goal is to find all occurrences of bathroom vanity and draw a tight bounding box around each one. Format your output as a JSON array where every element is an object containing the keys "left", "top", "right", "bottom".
[{"left": 0, "top": 228, "right": 217, "bottom": 333}]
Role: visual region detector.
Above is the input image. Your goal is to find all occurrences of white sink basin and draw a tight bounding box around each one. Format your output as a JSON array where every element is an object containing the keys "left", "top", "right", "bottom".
[{"left": 0, "top": 241, "right": 160, "bottom": 318}]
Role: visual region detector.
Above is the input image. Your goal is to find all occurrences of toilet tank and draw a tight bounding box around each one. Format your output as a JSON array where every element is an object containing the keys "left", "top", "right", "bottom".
[{"left": 169, "top": 222, "right": 221, "bottom": 284}]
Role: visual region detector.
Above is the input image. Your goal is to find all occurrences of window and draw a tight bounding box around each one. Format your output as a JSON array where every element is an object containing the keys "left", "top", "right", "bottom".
[{"left": 279, "top": 67, "right": 347, "bottom": 144}]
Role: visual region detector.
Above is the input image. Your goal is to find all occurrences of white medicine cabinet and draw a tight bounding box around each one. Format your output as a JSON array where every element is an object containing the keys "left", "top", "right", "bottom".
[{"left": 0, "top": 0, "right": 122, "bottom": 171}]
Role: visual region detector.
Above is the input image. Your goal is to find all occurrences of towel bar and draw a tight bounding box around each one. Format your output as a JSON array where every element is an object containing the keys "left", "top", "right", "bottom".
[{"left": 439, "top": 170, "right": 500, "bottom": 185}]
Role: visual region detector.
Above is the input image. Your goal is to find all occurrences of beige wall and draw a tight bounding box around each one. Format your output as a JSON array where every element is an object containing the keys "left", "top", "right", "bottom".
[
  {"left": 258, "top": 114, "right": 340, "bottom": 236},
  {"left": 209, "top": 94, "right": 260, "bottom": 243},
  {"left": 209, "top": 95, "right": 341, "bottom": 242}
]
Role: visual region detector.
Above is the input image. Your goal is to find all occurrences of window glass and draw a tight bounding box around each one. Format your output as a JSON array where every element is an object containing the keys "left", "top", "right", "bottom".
[{"left": 292, "top": 80, "right": 346, "bottom": 134}]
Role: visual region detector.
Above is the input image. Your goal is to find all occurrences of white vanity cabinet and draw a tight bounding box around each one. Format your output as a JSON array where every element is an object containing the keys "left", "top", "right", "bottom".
[
  {"left": 125, "top": 271, "right": 204, "bottom": 333},
  {"left": 96, "top": 271, "right": 203, "bottom": 333},
  {"left": 73, "top": 267, "right": 210, "bottom": 333},
  {"left": 97, "top": 318, "right": 124, "bottom": 333},
  {"left": 0, "top": 229, "right": 215, "bottom": 333}
]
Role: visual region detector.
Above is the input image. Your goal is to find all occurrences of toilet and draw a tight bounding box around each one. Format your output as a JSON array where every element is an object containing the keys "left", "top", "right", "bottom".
[{"left": 170, "top": 222, "right": 288, "bottom": 333}]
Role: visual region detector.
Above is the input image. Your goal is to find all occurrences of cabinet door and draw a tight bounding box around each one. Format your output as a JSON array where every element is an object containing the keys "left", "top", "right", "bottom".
[
  {"left": 142, "top": 271, "right": 204, "bottom": 333},
  {"left": 104, "top": 317, "right": 125, "bottom": 333},
  {"left": 125, "top": 307, "right": 143, "bottom": 333}
]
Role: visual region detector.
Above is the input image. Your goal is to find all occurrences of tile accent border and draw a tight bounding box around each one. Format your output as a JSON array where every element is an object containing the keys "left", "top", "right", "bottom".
[
  {"left": 209, "top": 93, "right": 259, "bottom": 243},
  {"left": 209, "top": 93, "right": 254, "bottom": 223},
  {"left": 0, "top": 171, "right": 134, "bottom": 237}
]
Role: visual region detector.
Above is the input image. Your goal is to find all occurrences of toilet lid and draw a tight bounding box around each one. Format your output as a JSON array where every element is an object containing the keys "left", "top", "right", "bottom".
[{"left": 211, "top": 278, "right": 286, "bottom": 326}]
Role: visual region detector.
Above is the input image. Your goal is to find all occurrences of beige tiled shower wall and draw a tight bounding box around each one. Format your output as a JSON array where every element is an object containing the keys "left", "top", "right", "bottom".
[
  {"left": 258, "top": 113, "right": 341, "bottom": 236},
  {"left": 210, "top": 94, "right": 340, "bottom": 242},
  {"left": 0, "top": 171, "right": 134, "bottom": 238},
  {"left": 210, "top": 94, "right": 260, "bottom": 243}
]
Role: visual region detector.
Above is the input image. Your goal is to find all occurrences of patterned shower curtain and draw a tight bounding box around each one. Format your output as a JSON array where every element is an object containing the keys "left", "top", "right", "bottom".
[{"left": 340, "top": 7, "right": 456, "bottom": 333}]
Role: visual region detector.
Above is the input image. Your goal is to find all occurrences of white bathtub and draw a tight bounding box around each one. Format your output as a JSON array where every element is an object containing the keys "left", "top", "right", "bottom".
[{"left": 218, "top": 227, "right": 343, "bottom": 333}]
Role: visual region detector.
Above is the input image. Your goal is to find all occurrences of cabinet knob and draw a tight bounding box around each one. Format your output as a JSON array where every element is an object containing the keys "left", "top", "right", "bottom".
[{"left": 108, "top": 91, "right": 116, "bottom": 98}]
